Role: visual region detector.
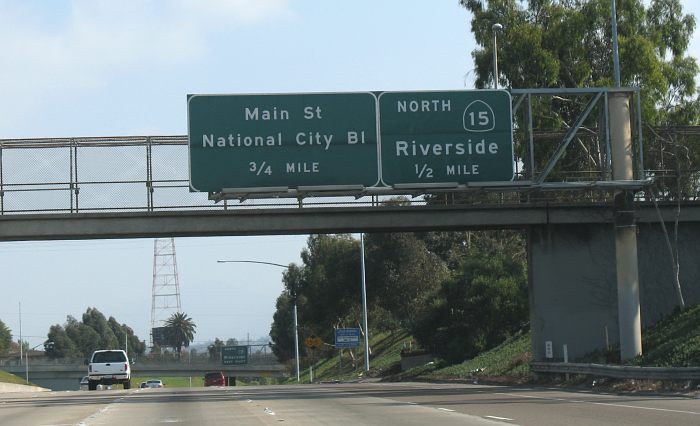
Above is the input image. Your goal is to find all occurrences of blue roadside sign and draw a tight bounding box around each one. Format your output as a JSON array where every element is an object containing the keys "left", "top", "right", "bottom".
[{"left": 335, "top": 328, "right": 361, "bottom": 349}]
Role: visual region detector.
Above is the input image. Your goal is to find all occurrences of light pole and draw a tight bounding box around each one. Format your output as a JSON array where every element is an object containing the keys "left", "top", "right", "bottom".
[
  {"left": 216, "top": 260, "right": 300, "bottom": 383},
  {"left": 26, "top": 341, "right": 53, "bottom": 385},
  {"left": 611, "top": 0, "right": 621, "bottom": 87},
  {"left": 492, "top": 23, "right": 503, "bottom": 89},
  {"left": 359, "top": 234, "right": 370, "bottom": 373}
]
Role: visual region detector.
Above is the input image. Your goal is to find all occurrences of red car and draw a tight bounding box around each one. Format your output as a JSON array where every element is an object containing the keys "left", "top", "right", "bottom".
[{"left": 204, "top": 371, "right": 225, "bottom": 387}]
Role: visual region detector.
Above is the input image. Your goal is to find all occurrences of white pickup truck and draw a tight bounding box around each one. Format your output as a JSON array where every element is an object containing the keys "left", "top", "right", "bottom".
[{"left": 87, "top": 349, "right": 132, "bottom": 390}]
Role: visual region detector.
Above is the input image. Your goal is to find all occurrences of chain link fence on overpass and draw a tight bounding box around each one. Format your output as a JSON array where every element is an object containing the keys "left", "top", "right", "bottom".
[{"left": 1, "top": 127, "right": 698, "bottom": 215}]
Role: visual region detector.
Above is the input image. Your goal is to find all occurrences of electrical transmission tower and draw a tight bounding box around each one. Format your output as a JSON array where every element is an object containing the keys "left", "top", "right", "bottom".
[{"left": 150, "top": 238, "right": 182, "bottom": 348}]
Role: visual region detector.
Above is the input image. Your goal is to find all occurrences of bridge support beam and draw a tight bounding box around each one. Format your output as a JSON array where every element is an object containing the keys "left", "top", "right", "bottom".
[{"left": 610, "top": 92, "right": 642, "bottom": 360}]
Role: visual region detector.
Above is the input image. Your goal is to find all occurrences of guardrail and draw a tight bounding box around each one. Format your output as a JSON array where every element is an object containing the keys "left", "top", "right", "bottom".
[{"left": 530, "top": 361, "right": 700, "bottom": 380}]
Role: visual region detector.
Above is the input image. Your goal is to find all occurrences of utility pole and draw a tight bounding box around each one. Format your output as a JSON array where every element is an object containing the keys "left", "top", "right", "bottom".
[
  {"left": 360, "top": 234, "right": 370, "bottom": 373},
  {"left": 19, "top": 302, "right": 22, "bottom": 365}
]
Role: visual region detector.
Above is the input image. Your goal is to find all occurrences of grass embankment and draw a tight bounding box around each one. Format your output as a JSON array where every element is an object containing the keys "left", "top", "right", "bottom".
[
  {"left": 285, "top": 331, "right": 410, "bottom": 383},
  {"left": 293, "top": 303, "right": 700, "bottom": 385},
  {"left": 0, "top": 370, "right": 32, "bottom": 385},
  {"left": 287, "top": 329, "right": 530, "bottom": 384},
  {"left": 403, "top": 332, "right": 531, "bottom": 382},
  {"left": 635, "top": 303, "right": 700, "bottom": 367}
]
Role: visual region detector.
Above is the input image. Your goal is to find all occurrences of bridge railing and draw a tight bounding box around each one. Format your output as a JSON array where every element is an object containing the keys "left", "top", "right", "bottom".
[{"left": 2, "top": 89, "right": 698, "bottom": 214}]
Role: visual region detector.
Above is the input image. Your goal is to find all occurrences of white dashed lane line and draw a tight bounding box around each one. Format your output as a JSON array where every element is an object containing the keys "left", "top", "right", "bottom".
[
  {"left": 493, "top": 391, "right": 700, "bottom": 416},
  {"left": 485, "top": 415, "right": 515, "bottom": 421}
]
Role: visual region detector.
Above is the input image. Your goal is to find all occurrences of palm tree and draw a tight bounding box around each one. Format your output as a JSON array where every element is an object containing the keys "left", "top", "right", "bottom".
[{"left": 164, "top": 312, "right": 196, "bottom": 360}]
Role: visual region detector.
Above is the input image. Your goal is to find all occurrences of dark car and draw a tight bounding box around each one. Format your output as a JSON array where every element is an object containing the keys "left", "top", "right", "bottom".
[{"left": 204, "top": 371, "right": 225, "bottom": 387}]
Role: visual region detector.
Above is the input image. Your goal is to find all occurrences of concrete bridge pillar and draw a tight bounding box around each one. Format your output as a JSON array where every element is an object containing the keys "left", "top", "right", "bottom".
[{"left": 610, "top": 92, "right": 642, "bottom": 361}]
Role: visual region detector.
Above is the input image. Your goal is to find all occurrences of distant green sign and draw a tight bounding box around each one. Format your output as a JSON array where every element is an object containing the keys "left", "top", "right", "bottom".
[
  {"left": 222, "top": 345, "right": 248, "bottom": 365},
  {"left": 188, "top": 93, "right": 379, "bottom": 192},
  {"left": 379, "top": 90, "right": 514, "bottom": 186}
]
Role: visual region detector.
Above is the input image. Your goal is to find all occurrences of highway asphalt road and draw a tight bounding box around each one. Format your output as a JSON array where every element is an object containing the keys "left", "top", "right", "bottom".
[{"left": 0, "top": 381, "right": 698, "bottom": 425}]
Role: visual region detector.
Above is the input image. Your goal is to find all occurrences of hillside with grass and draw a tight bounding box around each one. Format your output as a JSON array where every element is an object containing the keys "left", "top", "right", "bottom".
[
  {"left": 412, "top": 331, "right": 531, "bottom": 382},
  {"left": 0, "top": 370, "right": 30, "bottom": 385},
  {"left": 284, "top": 331, "right": 410, "bottom": 383},
  {"left": 636, "top": 303, "right": 700, "bottom": 366},
  {"left": 286, "top": 303, "right": 700, "bottom": 385}
]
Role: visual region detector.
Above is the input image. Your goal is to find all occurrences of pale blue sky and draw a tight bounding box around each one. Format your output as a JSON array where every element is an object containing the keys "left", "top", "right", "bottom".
[
  {"left": 0, "top": 0, "right": 472, "bottom": 347},
  {"left": 1, "top": 1, "right": 699, "bottom": 348}
]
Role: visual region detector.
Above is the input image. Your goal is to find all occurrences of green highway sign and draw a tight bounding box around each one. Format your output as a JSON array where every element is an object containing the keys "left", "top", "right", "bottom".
[
  {"left": 188, "top": 90, "right": 514, "bottom": 193},
  {"left": 222, "top": 345, "right": 248, "bottom": 365},
  {"left": 379, "top": 90, "right": 514, "bottom": 186},
  {"left": 188, "top": 93, "right": 379, "bottom": 192}
]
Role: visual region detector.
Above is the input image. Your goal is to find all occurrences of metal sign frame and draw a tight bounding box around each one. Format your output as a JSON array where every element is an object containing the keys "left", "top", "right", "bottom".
[
  {"left": 207, "top": 87, "right": 648, "bottom": 201},
  {"left": 188, "top": 89, "right": 519, "bottom": 195}
]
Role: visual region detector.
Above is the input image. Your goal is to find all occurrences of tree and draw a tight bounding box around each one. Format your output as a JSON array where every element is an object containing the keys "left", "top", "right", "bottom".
[
  {"left": 108, "top": 317, "right": 146, "bottom": 358},
  {"left": 461, "top": 0, "right": 698, "bottom": 124},
  {"left": 46, "top": 309, "right": 147, "bottom": 359},
  {"left": 207, "top": 338, "right": 225, "bottom": 360},
  {"left": 462, "top": 0, "right": 700, "bottom": 188},
  {"left": 269, "top": 290, "right": 298, "bottom": 362},
  {"left": 65, "top": 316, "right": 101, "bottom": 358},
  {"left": 82, "top": 307, "right": 119, "bottom": 350},
  {"left": 0, "top": 319, "right": 11, "bottom": 355},
  {"left": 296, "top": 235, "right": 362, "bottom": 341},
  {"left": 364, "top": 232, "right": 448, "bottom": 329},
  {"left": 164, "top": 312, "right": 196, "bottom": 359},
  {"left": 46, "top": 324, "right": 79, "bottom": 359},
  {"left": 412, "top": 249, "right": 528, "bottom": 363}
]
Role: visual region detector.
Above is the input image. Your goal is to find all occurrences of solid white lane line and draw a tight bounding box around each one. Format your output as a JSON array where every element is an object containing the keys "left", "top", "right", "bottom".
[
  {"left": 437, "top": 407, "right": 455, "bottom": 412},
  {"left": 485, "top": 415, "right": 514, "bottom": 421},
  {"left": 494, "top": 392, "right": 700, "bottom": 415}
]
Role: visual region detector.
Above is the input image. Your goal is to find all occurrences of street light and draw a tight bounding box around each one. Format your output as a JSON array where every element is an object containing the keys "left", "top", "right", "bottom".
[
  {"left": 26, "top": 341, "right": 53, "bottom": 385},
  {"left": 492, "top": 23, "right": 503, "bottom": 89},
  {"left": 216, "top": 260, "right": 300, "bottom": 383},
  {"left": 610, "top": 0, "right": 621, "bottom": 87},
  {"left": 359, "top": 234, "right": 370, "bottom": 373}
]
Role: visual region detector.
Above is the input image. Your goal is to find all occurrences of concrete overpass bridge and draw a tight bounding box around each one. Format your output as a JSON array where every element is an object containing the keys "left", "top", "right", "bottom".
[
  {"left": 1, "top": 91, "right": 699, "bottom": 372},
  {"left": 3, "top": 200, "right": 698, "bottom": 368},
  {"left": 0, "top": 201, "right": 699, "bottom": 241},
  {"left": 1, "top": 360, "right": 288, "bottom": 391}
]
